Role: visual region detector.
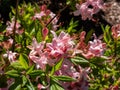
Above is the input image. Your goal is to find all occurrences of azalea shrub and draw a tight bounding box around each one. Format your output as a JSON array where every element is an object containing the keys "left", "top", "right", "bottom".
[{"left": 0, "top": 0, "right": 120, "bottom": 90}]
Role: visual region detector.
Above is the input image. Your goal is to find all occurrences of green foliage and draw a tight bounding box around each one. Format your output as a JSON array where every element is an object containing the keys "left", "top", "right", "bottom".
[
  {"left": 53, "top": 75, "right": 76, "bottom": 82},
  {"left": 71, "top": 56, "right": 89, "bottom": 66},
  {"left": 101, "top": 25, "right": 112, "bottom": 44},
  {"left": 50, "top": 58, "right": 63, "bottom": 75},
  {"left": 1, "top": 0, "right": 120, "bottom": 90},
  {"left": 66, "top": 18, "right": 78, "bottom": 34},
  {"left": 19, "top": 54, "right": 29, "bottom": 70},
  {"left": 5, "top": 70, "right": 20, "bottom": 78}
]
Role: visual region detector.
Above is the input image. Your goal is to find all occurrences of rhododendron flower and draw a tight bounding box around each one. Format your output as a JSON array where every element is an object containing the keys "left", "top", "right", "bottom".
[
  {"left": 29, "top": 38, "right": 47, "bottom": 70},
  {"left": 0, "top": 38, "right": 13, "bottom": 50},
  {"left": 83, "top": 37, "right": 106, "bottom": 59},
  {"left": 46, "top": 31, "right": 75, "bottom": 59},
  {"left": 111, "top": 24, "right": 120, "bottom": 39},
  {"left": 74, "top": 31, "right": 106, "bottom": 59},
  {"left": 73, "top": 0, "right": 104, "bottom": 20},
  {"left": 3, "top": 51, "right": 17, "bottom": 62},
  {"left": 37, "top": 83, "right": 45, "bottom": 90},
  {"left": 34, "top": 5, "right": 49, "bottom": 20},
  {"left": 88, "top": 38, "right": 106, "bottom": 56},
  {"left": 59, "top": 65, "right": 89, "bottom": 90},
  {"left": 42, "top": 27, "right": 49, "bottom": 40},
  {"left": 73, "top": 31, "right": 87, "bottom": 56},
  {"left": 55, "top": 59, "right": 73, "bottom": 76},
  {"left": 6, "top": 18, "right": 23, "bottom": 35},
  {"left": 34, "top": 5, "right": 58, "bottom": 30},
  {"left": 34, "top": 11, "right": 45, "bottom": 19}
]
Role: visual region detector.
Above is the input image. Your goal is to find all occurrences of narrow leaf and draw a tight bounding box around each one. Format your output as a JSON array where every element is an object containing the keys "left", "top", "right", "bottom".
[
  {"left": 10, "top": 61, "right": 24, "bottom": 70},
  {"left": 5, "top": 70, "right": 20, "bottom": 78},
  {"left": 28, "top": 70, "right": 44, "bottom": 76},
  {"left": 50, "top": 83, "right": 64, "bottom": 90},
  {"left": 50, "top": 58, "right": 63, "bottom": 75},
  {"left": 19, "top": 54, "right": 29, "bottom": 69},
  {"left": 71, "top": 56, "right": 89, "bottom": 65},
  {"left": 26, "top": 65, "right": 35, "bottom": 74},
  {"left": 22, "top": 75, "right": 27, "bottom": 87},
  {"left": 53, "top": 75, "right": 76, "bottom": 82}
]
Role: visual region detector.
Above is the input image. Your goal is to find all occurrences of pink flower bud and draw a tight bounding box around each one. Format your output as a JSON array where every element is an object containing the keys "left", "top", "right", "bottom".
[{"left": 42, "top": 27, "right": 49, "bottom": 40}]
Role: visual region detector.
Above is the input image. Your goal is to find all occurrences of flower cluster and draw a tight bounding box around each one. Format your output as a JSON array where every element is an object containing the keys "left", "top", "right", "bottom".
[
  {"left": 34, "top": 5, "right": 59, "bottom": 30},
  {"left": 6, "top": 17, "right": 24, "bottom": 35},
  {"left": 111, "top": 24, "right": 120, "bottom": 39},
  {"left": 28, "top": 30, "right": 106, "bottom": 89},
  {"left": 60, "top": 65, "right": 89, "bottom": 90},
  {"left": 73, "top": 0, "right": 104, "bottom": 20},
  {"left": 1, "top": 1, "right": 120, "bottom": 90},
  {"left": 75, "top": 31, "right": 106, "bottom": 59},
  {"left": 3, "top": 51, "right": 17, "bottom": 62},
  {"left": 29, "top": 31, "right": 75, "bottom": 70}
]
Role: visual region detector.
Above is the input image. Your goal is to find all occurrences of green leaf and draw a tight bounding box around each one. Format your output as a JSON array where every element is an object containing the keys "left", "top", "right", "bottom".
[
  {"left": 36, "top": 30, "right": 42, "bottom": 42},
  {"left": 9, "top": 77, "right": 22, "bottom": 90},
  {"left": 85, "top": 29, "right": 94, "bottom": 43},
  {"left": 0, "top": 35, "right": 4, "bottom": 41},
  {"left": 71, "top": 56, "right": 89, "bottom": 65},
  {"left": 90, "top": 57, "right": 106, "bottom": 64},
  {"left": 26, "top": 65, "right": 35, "bottom": 74},
  {"left": 10, "top": 61, "right": 24, "bottom": 70},
  {"left": 50, "top": 58, "right": 63, "bottom": 75},
  {"left": 10, "top": 84, "right": 21, "bottom": 90},
  {"left": 27, "top": 78, "right": 35, "bottom": 90},
  {"left": 53, "top": 75, "right": 76, "bottom": 82},
  {"left": 5, "top": 70, "right": 20, "bottom": 78},
  {"left": 101, "top": 25, "right": 111, "bottom": 43},
  {"left": 50, "top": 83, "right": 64, "bottom": 90},
  {"left": 22, "top": 75, "right": 27, "bottom": 87},
  {"left": 28, "top": 70, "right": 44, "bottom": 76},
  {"left": 67, "top": 18, "right": 78, "bottom": 34},
  {"left": 25, "top": 32, "right": 32, "bottom": 40},
  {"left": 19, "top": 54, "right": 29, "bottom": 70}
]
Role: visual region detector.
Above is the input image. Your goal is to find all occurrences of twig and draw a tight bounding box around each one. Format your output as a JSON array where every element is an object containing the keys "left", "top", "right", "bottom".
[
  {"left": 45, "top": 5, "right": 68, "bottom": 27},
  {"left": 12, "top": 0, "right": 19, "bottom": 51}
]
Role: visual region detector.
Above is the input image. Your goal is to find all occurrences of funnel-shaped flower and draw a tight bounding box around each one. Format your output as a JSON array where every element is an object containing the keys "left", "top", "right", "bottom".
[{"left": 46, "top": 31, "right": 75, "bottom": 59}]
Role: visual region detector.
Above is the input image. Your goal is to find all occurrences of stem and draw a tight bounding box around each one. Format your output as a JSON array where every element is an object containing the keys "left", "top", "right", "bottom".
[
  {"left": 114, "top": 39, "right": 117, "bottom": 57},
  {"left": 45, "top": 5, "right": 68, "bottom": 27},
  {"left": 12, "top": 0, "right": 19, "bottom": 51}
]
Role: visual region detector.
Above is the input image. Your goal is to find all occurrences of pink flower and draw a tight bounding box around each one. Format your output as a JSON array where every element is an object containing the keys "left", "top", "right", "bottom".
[
  {"left": 42, "top": 27, "right": 49, "bottom": 40},
  {"left": 0, "top": 38, "right": 13, "bottom": 50},
  {"left": 59, "top": 65, "right": 89, "bottom": 90},
  {"left": 29, "top": 38, "right": 47, "bottom": 70},
  {"left": 82, "top": 36, "right": 106, "bottom": 59},
  {"left": 34, "top": 5, "right": 59, "bottom": 30},
  {"left": 6, "top": 18, "right": 23, "bottom": 35},
  {"left": 46, "top": 31, "right": 75, "bottom": 59},
  {"left": 88, "top": 38, "right": 106, "bottom": 57},
  {"left": 74, "top": 32, "right": 106, "bottom": 59},
  {"left": 73, "top": 31, "right": 87, "bottom": 56},
  {"left": 34, "top": 11, "right": 45, "bottom": 19},
  {"left": 111, "top": 24, "right": 120, "bottom": 39},
  {"left": 73, "top": 0, "right": 104, "bottom": 20},
  {"left": 37, "top": 83, "right": 45, "bottom": 90},
  {"left": 3, "top": 51, "right": 17, "bottom": 62},
  {"left": 55, "top": 59, "right": 73, "bottom": 76}
]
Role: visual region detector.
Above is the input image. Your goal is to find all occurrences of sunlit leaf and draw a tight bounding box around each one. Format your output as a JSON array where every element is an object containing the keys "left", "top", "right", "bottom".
[
  {"left": 71, "top": 56, "right": 89, "bottom": 65},
  {"left": 53, "top": 75, "right": 76, "bottom": 82},
  {"left": 28, "top": 70, "right": 44, "bottom": 76},
  {"left": 19, "top": 54, "right": 29, "bottom": 70},
  {"left": 5, "top": 70, "right": 20, "bottom": 78}
]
